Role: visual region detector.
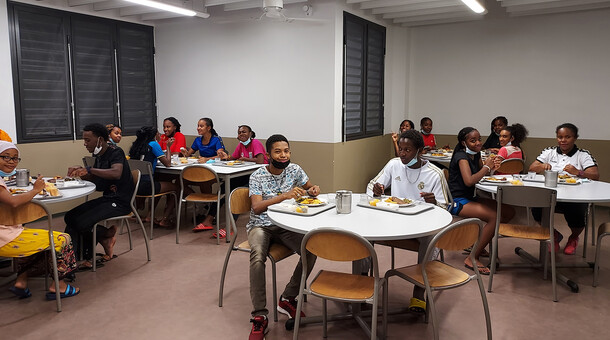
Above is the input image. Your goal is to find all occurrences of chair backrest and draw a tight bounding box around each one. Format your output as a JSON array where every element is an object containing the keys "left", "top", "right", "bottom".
[
  {"left": 181, "top": 165, "right": 218, "bottom": 183},
  {"left": 0, "top": 200, "right": 51, "bottom": 226},
  {"left": 129, "top": 169, "right": 141, "bottom": 205},
  {"left": 128, "top": 159, "right": 155, "bottom": 196},
  {"left": 229, "top": 187, "right": 251, "bottom": 215},
  {"left": 497, "top": 158, "right": 524, "bottom": 174},
  {"left": 425, "top": 218, "right": 484, "bottom": 261},
  {"left": 497, "top": 186, "right": 556, "bottom": 209},
  {"left": 303, "top": 227, "right": 379, "bottom": 278},
  {"left": 82, "top": 156, "right": 95, "bottom": 167}
]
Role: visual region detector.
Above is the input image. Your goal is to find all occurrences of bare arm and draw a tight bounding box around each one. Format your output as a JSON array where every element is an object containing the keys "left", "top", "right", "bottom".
[
  {"left": 69, "top": 163, "right": 123, "bottom": 180},
  {"left": 564, "top": 164, "right": 599, "bottom": 180},
  {"left": 529, "top": 160, "right": 551, "bottom": 173},
  {"left": 302, "top": 180, "right": 320, "bottom": 197},
  {"left": 0, "top": 176, "right": 45, "bottom": 208},
  {"left": 459, "top": 157, "right": 494, "bottom": 187}
]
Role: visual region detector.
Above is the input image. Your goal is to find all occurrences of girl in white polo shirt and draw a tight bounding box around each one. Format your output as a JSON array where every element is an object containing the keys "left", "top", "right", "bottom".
[{"left": 529, "top": 123, "right": 599, "bottom": 255}]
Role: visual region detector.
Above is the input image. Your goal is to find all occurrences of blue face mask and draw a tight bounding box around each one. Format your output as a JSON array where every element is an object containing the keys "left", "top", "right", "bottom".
[
  {"left": 405, "top": 155, "right": 418, "bottom": 167},
  {"left": 465, "top": 146, "right": 478, "bottom": 155},
  {"left": 0, "top": 169, "right": 17, "bottom": 177},
  {"left": 240, "top": 138, "right": 251, "bottom": 146}
]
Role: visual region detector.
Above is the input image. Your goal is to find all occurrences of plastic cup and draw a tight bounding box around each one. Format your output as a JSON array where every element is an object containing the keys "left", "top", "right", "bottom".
[
  {"left": 528, "top": 171, "right": 536, "bottom": 180},
  {"left": 55, "top": 179, "right": 65, "bottom": 187}
]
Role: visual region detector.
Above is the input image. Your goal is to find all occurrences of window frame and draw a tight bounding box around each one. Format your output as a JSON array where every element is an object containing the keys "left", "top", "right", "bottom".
[{"left": 342, "top": 12, "right": 386, "bottom": 142}]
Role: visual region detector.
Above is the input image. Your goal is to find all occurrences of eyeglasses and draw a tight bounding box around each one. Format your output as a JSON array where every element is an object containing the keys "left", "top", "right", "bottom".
[{"left": 0, "top": 155, "right": 21, "bottom": 163}]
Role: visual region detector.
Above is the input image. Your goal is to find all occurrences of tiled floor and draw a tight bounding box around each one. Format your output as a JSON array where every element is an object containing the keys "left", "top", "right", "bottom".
[{"left": 1, "top": 207, "right": 609, "bottom": 340}]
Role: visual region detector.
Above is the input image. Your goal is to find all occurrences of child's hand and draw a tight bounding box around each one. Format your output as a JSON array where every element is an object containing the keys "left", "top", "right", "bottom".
[
  {"left": 284, "top": 187, "right": 306, "bottom": 200},
  {"left": 391, "top": 132, "right": 398, "bottom": 142},
  {"left": 373, "top": 183, "right": 384, "bottom": 196},
  {"left": 307, "top": 185, "right": 320, "bottom": 197},
  {"left": 32, "top": 175, "right": 45, "bottom": 192},
  {"left": 420, "top": 192, "right": 436, "bottom": 205}
]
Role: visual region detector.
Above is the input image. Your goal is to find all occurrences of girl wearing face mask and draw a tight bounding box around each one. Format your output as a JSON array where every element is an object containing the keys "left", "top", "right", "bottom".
[
  {"left": 482, "top": 116, "right": 508, "bottom": 154},
  {"left": 493, "top": 123, "right": 528, "bottom": 175},
  {"left": 227, "top": 125, "right": 268, "bottom": 164},
  {"left": 0, "top": 141, "right": 80, "bottom": 300},
  {"left": 448, "top": 127, "right": 514, "bottom": 275},
  {"left": 106, "top": 124, "right": 122, "bottom": 146},
  {"left": 420, "top": 117, "right": 436, "bottom": 150}
]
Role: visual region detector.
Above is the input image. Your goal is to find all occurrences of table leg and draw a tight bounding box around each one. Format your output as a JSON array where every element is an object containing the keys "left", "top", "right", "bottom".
[{"left": 224, "top": 174, "right": 231, "bottom": 243}]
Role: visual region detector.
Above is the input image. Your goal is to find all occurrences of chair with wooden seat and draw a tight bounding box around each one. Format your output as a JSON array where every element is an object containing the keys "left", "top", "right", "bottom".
[
  {"left": 91, "top": 169, "right": 151, "bottom": 271},
  {"left": 0, "top": 200, "right": 63, "bottom": 312},
  {"left": 488, "top": 186, "right": 558, "bottom": 301},
  {"left": 383, "top": 218, "right": 491, "bottom": 340},
  {"left": 218, "top": 187, "right": 294, "bottom": 322},
  {"left": 176, "top": 165, "right": 225, "bottom": 244},
  {"left": 496, "top": 158, "right": 524, "bottom": 174},
  {"left": 593, "top": 222, "right": 610, "bottom": 287},
  {"left": 128, "top": 159, "right": 178, "bottom": 240},
  {"left": 293, "top": 227, "right": 384, "bottom": 340}
]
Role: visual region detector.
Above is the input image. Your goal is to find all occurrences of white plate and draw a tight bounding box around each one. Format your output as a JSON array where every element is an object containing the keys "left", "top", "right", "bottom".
[
  {"left": 558, "top": 178, "right": 581, "bottom": 185},
  {"left": 378, "top": 196, "right": 416, "bottom": 207},
  {"left": 295, "top": 197, "right": 328, "bottom": 207},
  {"left": 426, "top": 153, "right": 450, "bottom": 158},
  {"left": 482, "top": 176, "right": 509, "bottom": 183}
]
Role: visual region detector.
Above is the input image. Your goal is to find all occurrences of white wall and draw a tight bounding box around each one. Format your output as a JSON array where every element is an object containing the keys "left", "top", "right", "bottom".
[
  {"left": 155, "top": 0, "right": 409, "bottom": 143},
  {"left": 0, "top": 0, "right": 16, "bottom": 139},
  {"left": 409, "top": 9, "right": 610, "bottom": 139}
]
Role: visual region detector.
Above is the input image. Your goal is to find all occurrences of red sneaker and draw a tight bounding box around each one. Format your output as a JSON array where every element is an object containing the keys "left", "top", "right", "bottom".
[
  {"left": 564, "top": 236, "right": 579, "bottom": 255},
  {"left": 277, "top": 296, "right": 305, "bottom": 319},
  {"left": 249, "top": 315, "right": 268, "bottom": 340}
]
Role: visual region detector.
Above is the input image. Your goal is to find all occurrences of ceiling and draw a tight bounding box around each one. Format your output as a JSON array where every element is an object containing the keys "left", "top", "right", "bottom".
[{"left": 62, "top": 0, "right": 610, "bottom": 26}]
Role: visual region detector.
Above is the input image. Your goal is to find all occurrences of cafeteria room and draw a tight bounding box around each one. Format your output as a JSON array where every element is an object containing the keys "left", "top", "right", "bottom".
[{"left": 1, "top": 0, "right": 610, "bottom": 339}]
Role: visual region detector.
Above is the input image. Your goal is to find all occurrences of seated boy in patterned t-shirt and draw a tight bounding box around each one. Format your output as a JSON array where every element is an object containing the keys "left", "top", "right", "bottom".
[{"left": 247, "top": 134, "right": 320, "bottom": 340}]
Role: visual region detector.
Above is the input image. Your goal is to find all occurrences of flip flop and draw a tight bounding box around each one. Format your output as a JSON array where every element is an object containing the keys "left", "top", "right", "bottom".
[
  {"left": 9, "top": 286, "right": 32, "bottom": 299},
  {"left": 100, "top": 254, "right": 117, "bottom": 262},
  {"left": 46, "top": 284, "right": 80, "bottom": 300},
  {"left": 211, "top": 229, "right": 233, "bottom": 239},
  {"left": 77, "top": 261, "right": 104, "bottom": 272},
  {"left": 464, "top": 263, "right": 490, "bottom": 276},
  {"left": 192, "top": 223, "right": 213, "bottom": 232},
  {"left": 408, "top": 297, "right": 426, "bottom": 314},
  {"left": 462, "top": 247, "right": 490, "bottom": 258}
]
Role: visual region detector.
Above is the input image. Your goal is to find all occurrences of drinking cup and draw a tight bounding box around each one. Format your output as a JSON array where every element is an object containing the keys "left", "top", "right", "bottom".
[
  {"left": 527, "top": 171, "right": 536, "bottom": 180},
  {"left": 544, "top": 170, "right": 558, "bottom": 188},
  {"left": 335, "top": 190, "right": 352, "bottom": 214}
]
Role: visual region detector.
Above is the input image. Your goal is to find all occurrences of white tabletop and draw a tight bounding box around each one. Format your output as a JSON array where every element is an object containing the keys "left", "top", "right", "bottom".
[
  {"left": 476, "top": 175, "right": 610, "bottom": 203},
  {"left": 155, "top": 162, "right": 264, "bottom": 175},
  {"left": 268, "top": 193, "right": 453, "bottom": 241},
  {"left": 33, "top": 181, "right": 96, "bottom": 204}
]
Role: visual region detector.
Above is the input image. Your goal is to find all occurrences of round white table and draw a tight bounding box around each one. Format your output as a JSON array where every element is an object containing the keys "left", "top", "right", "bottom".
[
  {"left": 268, "top": 193, "right": 453, "bottom": 241},
  {"left": 37, "top": 181, "right": 96, "bottom": 204},
  {"left": 475, "top": 175, "right": 610, "bottom": 203}
]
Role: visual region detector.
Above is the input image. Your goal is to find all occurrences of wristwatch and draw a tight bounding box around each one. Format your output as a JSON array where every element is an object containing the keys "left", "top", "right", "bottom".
[
  {"left": 85, "top": 166, "right": 91, "bottom": 174},
  {"left": 578, "top": 170, "right": 585, "bottom": 178}
]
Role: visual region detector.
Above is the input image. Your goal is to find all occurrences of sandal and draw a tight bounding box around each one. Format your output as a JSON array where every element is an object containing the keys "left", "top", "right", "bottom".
[
  {"left": 158, "top": 217, "right": 175, "bottom": 228},
  {"left": 46, "top": 284, "right": 80, "bottom": 300},
  {"left": 408, "top": 297, "right": 426, "bottom": 314},
  {"left": 9, "top": 286, "right": 32, "bottom": 299},
  {"left": 464, "top": 263, "right": 490, "bottom": 276},
  {"left": 192, "top": 223, "right": 213, "bottom": 232},
  {"left": 463, "top": 246, "right": 490, "bottom": 258},
  {"left": 211, "top": 229, "right": 233, "bottom": 239}
]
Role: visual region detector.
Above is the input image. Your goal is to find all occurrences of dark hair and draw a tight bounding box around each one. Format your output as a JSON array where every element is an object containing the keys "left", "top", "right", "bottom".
[
  {"left": 491, "top": 116, "right": 508, "bottom": 133},
  {"left": 266, "top": 134, "right": 289, "bottom": 153},
  {"left": 84, "top": 123, "right": 109, "bottom": 141},
  {"left": 399, "top": 119, "right": 414, "bottom": 131},
  {"left": 164, "top": 117, "right": 181, "bottom": 133},
  {"left": 200, "top": 117, "right": 218, "bottom": 137},
  {"left": 454, "top": 127, "right": 478, "bottom": 152},
  {"left": 503, "top": 123, "right": 529, "bottom": 147},
  {"left": 106, "top": 124, "right": 121, "bottom": 132},
  {"left": 238, "top": 125, "right": 256, "bottom": 139},
  {"left": 129, "top": 126, "right": 158, "bottom": 159},
  {"left": 398, "top": 130, "right": 424, "bottom": 150},
  {"left": 556, "top": 123, "right": 579, "bottom": 139},
  {"left": 420, "top": 117, "right": 432, "bottom": 126}
]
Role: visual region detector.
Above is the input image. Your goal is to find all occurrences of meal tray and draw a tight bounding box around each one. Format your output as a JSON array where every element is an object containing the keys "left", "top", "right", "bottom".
[
  {"left": 268, "top": 203, "right": 336, "bottom": 216},
  {"left": 356, "top": 202, "right": 434, "bottom": 215},
  {"left": 212, "top": 161, "right": 256, "bottom": 168}
]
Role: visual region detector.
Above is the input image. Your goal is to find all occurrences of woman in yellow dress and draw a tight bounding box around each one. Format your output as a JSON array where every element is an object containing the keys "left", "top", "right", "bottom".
[{"left": 0, "top": 141, "right": 79, "bottom": 299}]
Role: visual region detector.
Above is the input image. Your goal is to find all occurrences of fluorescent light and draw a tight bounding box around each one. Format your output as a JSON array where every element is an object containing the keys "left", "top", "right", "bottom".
[
  {"left": 124, "top": 0, "right": 197, "bottom": 16},
  {"left": 461, "top": 0, "right": 486, "bottom": 14}
]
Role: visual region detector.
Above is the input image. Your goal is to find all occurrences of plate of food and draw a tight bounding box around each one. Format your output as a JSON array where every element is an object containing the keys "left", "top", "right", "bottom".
[
  {"left": 382, "top": 196, "right": 415, "bottom": 207},
  {"left": 427, "top": 152, "right": 450, "bottom": 158},
  {"left": 9, "top": 187, "right": 28, "bottom": 195},
  {"left": 482, "top": 176, "right": 509, "bottom": 183},
  {"left": 558, "top": 177, "right": 581, "bottom": 185},
  {"left": 295, "top": 196, "right": 327, "bottom": 207}
]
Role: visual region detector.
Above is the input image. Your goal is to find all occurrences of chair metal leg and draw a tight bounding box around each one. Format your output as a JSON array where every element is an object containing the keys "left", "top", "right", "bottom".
[
  {"left": 176, "top": 200, "right": 183, "bottom": 244},
  {"left": 428, "top": 291, "right": 439, "bottom": 340},
  {"left": 149, "top": 195, "right": 155, "bottom": 240},
  {"left": 125, "top": 218, "right": 133, "bottom": 250},
  {"left": 590, "top": 203, "right": 596, "bottom": 246},
  {"left": 476, "top": 272, "right": 493, "bottom": 340},
  {"left": 133, "top": 210, "right": 151, "bottom": 261},
  {"left": 594, "top": 229, "right": 609, "bottom": 287},
  {"left": 322, "top": 298, "right": 327, "bottom": 338},
  {"left": 218, "top": 227, "right": 237, "bottom": 307},
  {"left": 488, "top": 234, "right": 499, "bottom": 292},
  {"left": 390, "top": 247, "right": 395, "bottom": 269},
  {"left": 382, "top": 279, "right": 388, "bottom": 340},
  {"left": 271, "top": 258, "right": 279, "bottom": 322}
]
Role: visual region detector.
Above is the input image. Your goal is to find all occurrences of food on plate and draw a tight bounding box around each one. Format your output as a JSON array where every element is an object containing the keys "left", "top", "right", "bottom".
[
  {"left": 510, "top": 179, "right": 523, "bottom": 186},
  {"left": 295, "top": 206, "right": 309, "bottom": 213},
  {"left": 565, "top": 178, "right": 577, "bottom": 184},
  {"left": 296, "top": 197, "right": 323, "bottom": 205},
  {"left": 484, "top": 176, "right": 507, "bottom": 182},
  {"left": 369, "top": 199, "right": 380, "bottom": 206},
  {"left": 558, "top": 174, "right": 572, "bottom": 179},
  {"left": 44, "top": 182, "right": 60, "bottom": 197},
  {"left": 431, "top": 153, "right": 445, "bottom": 157},
  {"left": 9, "top": 188, "right": 27, "bottom": 195},
  {"left": 179, "top": 157, "right": 188, "bottom": 164},
  {"left": 384, "top": 197, "right": 413, "bottom": 204}
]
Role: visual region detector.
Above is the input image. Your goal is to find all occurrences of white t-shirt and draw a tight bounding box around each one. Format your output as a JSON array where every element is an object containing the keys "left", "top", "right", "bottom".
[
  {"left": 366, "top": 158, "right": 450, "bottom": 209},
  {"left": 536, "top": 145, "right": 597, "bottom": 174}
]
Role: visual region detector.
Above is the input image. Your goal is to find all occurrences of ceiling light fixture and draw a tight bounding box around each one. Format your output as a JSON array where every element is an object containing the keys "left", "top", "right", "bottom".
[
  {"left": 461, "top": 0, "right": 486, "bottom": 14},
  {"left": 123, "top": 0, "right": 207, "bottom": 17}
]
